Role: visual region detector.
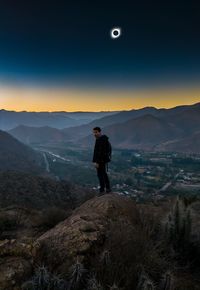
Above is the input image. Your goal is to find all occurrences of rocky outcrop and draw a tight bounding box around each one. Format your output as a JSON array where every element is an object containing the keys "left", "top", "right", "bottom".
[
  {"left": 34, "top": 193, "right": 137, "bottom": 273},
  {"left": 0, "top": 239, "right": 33, "bottom": 290},
  {"left": 0, "top": 192, "right": 199, "bottom": 289},
  {"left": 0, "top": 193, "right": 137, "bottom": 289}
]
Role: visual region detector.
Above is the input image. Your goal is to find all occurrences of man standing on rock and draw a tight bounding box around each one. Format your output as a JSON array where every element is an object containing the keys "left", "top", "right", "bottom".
[{"left": 92, "top": 127, "right": 112, "bottom": 195}]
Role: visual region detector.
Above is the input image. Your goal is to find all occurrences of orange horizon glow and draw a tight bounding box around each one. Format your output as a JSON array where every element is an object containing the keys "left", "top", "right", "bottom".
[{"left": 0, "top": 84, "right": 200, "bottom": 112}]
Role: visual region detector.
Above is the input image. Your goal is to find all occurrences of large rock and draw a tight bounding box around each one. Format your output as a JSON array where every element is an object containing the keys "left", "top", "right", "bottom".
[
  {"left": 0, "top": 256, "right": 32, "bottom": 290},
  {"left": 34, "top": 193, "right": 137, "bottom": 273},
  {"left": 0, "top": 239, "right": 33, "bottom": 289}
]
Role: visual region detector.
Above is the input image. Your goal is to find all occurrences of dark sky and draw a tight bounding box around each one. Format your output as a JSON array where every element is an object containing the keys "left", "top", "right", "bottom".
[{"left": 0, "top": 0, "right": 200, "bottom": 88}]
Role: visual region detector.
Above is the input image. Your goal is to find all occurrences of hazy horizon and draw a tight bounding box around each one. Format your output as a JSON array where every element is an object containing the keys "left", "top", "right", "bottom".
[{"left": 1, "top": 99, "right": 200, "bottom": 113}]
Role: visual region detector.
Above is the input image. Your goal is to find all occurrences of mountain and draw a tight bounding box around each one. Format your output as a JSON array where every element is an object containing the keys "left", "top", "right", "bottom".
[
  {"left": 0, "top": 130, "right": 44, "bottom": 172},
  {"left": 61, "top": 107, "right": 161, "bottom": 141},
  {"left": 0, "top": 110, "right": 79, "bottom": 130},
  {"left": 0, "top": 109, "right": 118, "bottom": 131},
  {"left": 62, "top": 102, "right": 200, "bottom": 142},
  {"left": 78, "top": 102, "right": 200, "bottom": 152},
  {"left": 70, "top": 104, "right": 195, "bottom": 130},
  {"left": 164, "top": 103, "right": 200, "bottom": 134},
  {"left": 9, "top": 125, "right": 67, "bottom": 145},
  {"left": 60, "top": 110, "right": 119, "bottom": 122},
  {"left": 80, "top": 114, "right": 184, "bottom": 150},
  {"left": 155, "top": 131, "right": 200, "bottom": 153},
  {"left": 7, "top": 102, "right": 200, "bottom": 153}
]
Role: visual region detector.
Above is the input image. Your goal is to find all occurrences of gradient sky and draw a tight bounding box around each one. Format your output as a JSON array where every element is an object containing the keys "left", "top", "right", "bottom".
[{"left": 0, "top": 0, "right": 200, "bottom": 111}]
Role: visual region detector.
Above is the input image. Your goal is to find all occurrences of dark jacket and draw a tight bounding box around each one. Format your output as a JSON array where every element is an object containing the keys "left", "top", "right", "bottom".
[{"left": 92, "top": 134, "right": 110, "bottom": 163}]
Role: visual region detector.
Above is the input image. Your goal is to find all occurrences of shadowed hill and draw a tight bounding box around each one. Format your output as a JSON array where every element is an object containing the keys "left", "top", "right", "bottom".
[
  {"left": 0, "top": 170, "right": 95, "bottom": 209},
  {"left": 0, "top": 130, "right": 44, "bottom": 173},
  {"left": 9, "top": 125, "right": 67, "bottom": 145},
  {"left": 155, "top": 130, "right": 200, "bottom": 153}
]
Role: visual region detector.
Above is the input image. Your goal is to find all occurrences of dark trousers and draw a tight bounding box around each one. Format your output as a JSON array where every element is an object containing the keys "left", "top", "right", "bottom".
[{"left": 96, "top": 162, "right": 111, "bottom": 191}]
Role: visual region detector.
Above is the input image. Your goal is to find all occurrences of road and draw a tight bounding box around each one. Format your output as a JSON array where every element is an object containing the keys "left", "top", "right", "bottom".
[
  {"left": 37, "top": 149, "right": 71, "bottom": 162},
  {"left": 156, "top": 170, "right": 182, "bottom": 193},
  {"left": 42, "top": 153, "right": 50, "bottom": 172}
]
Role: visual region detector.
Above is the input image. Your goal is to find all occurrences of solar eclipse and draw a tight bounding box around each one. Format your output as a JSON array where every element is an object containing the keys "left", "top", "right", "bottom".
[{"left": 110, "top": 27, "right": 121, "bottom": 39}]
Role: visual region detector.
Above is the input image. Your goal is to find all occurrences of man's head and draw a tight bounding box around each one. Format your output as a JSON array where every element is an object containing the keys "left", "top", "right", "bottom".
[{"left": 93, "top": 127, "right": 102, "bottom": 138}]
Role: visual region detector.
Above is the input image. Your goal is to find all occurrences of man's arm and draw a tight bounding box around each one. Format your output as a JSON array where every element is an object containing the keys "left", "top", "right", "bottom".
[{"left": 93, "top": 140, "right": 103, "bottom": 163}]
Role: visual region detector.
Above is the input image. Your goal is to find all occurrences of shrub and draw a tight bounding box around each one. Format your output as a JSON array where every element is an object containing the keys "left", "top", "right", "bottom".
[
  {"left": 34, "top": 207, "right": 69, "bottom": 229},
  {"left": 0, "top": 212, "right": 18, "bottom": 236},
  {"left": 22, "top": 265, "right": 69, "bottom": 290}
]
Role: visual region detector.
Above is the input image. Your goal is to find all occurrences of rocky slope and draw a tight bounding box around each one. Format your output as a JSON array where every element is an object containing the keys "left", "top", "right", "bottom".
[
  {"left": 34, "top": 193, "right": 138, "bottom": 272},
  {"left": 0, "top": 193, "right": 138, "bottom": 289},
  {"left": 0, "top": 193, "right": 199, "bottom": 289}
]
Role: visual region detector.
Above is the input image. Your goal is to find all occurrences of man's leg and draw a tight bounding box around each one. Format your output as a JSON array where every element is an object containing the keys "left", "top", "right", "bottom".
[
  {"left": 100, "top": 163, "right": 111, "bottom": 192},
  {"left": 97, "top": 164, "right": 106, "bottom": 192}
]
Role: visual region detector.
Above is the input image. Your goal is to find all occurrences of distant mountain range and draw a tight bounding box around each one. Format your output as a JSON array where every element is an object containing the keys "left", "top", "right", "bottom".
[
  {"left": 9, "top": 125, "right": 67, "bottom": 144},
  {"left": 70, "top": 102, "right": 200, "bottom": 153},
  {"left": 61, "top": 102, "right": 200, "bottom": 145},
  {"left": 6, "top": 102, "right": 200, "bottom": 153},
  {"left": 0, "top": 130, "right": 45, "bottom": 173},
  {"left": 94, "top": 114, "right": 184, "bottom": 150},
  {"left": 0, "top": 109, "right": 118, "bottom": 131}
]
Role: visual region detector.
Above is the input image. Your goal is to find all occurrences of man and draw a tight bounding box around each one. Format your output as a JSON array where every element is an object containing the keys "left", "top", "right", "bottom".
[{"left": 92, "top": 126, "right": 112, "bottom": 195}]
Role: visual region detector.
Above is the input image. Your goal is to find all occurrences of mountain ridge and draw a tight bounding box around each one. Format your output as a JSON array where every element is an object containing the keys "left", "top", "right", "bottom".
[{"left": 0, "top": 130, "right": 44, "bottom": 173}]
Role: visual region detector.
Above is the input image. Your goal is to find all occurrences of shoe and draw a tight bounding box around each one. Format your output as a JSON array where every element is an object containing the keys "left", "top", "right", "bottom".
[
  {"left": 98, "top": 190, "right": 105, "bottom": 197},
  {"left": 106, "top": 188, "right": 112, "bottom": 193},
  {"left": 98, "top": 188, "right": 105, "bottom": 196}
]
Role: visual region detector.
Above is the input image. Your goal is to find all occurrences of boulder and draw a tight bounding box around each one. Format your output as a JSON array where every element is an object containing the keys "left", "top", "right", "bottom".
[{"left": 34, "top": 193, "right": 137, "bottom": 273}]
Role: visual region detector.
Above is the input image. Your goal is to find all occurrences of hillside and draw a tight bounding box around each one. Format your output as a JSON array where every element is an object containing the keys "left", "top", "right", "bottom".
[
  {"left": 155, "top": 131, "right": 200, "bottom": 153},
  {"left": 0, "top": 130, "right": 44, "bottom": 173},
  {"left": 9, "top": 125, "right": 67, "bottom": 145},
  {"left": 165, "top": 103, "right": 200, "bottom": 134},
  {"left": 0, "top": 171, "right": 82, "bottom": 209},
  {"left": 0, "top": 193, "right": 199, "bottom": 289}
]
